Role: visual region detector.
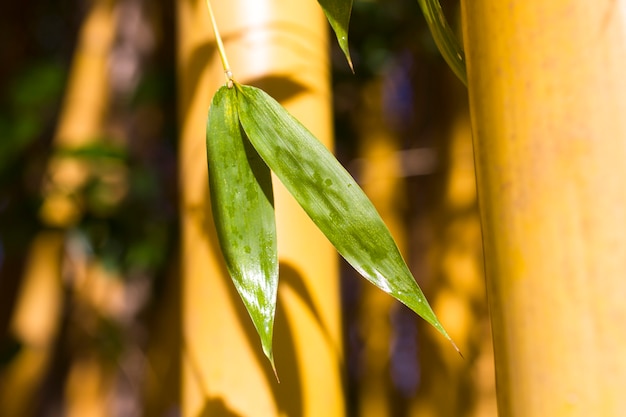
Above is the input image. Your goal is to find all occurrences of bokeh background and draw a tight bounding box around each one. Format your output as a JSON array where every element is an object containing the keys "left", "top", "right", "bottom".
[{"left": 0, "top": 0, "right": 495, "bottom": 415}]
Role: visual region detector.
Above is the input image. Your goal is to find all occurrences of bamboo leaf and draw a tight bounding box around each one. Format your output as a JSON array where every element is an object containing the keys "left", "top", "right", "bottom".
[
  {"left": 206, "top": 86, "right": 278, "bottom": 368},
  {"left": 236, "top": 83, "right": 455, "bottom": 346},
  {"left": 318, "top": 0, "right": 354, "bottom": 72},
  {"left": 417, "top": 0, "right": 466, "bottom": 85}
]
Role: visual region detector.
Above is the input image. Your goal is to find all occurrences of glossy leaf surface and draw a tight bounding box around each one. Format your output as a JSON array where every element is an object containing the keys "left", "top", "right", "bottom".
[
  {"left": 318, "top": 0, "right": 354, "bottom": 71},
  {"left": 206, "top": 86, "right": 278, "bottom": 367},
  {"left": 236, "top": 83, "right": 453, "bottom": 343}
]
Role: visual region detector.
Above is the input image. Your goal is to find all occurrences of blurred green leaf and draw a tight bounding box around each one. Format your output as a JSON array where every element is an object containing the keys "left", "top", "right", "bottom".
[
  {"left": 318, "top": 0, "right": 354, "bottom": 71},
  {"left": 10, "top": 62, "right": 64, "bottom": 110},
  {"left": 55, "top": 142, "right": 128, "bottom": 161},
  {"left": 125, "top": 225, "right": 167, "bottom": 272},
  {"left": 0, "top": 61, "right": 65, "bottom": 174},
  {"left": 235, "top": 83, "right": 455, "bottom": 347},
  {"left": 206, "top": 86, "right": 278, "bottom": 369}
]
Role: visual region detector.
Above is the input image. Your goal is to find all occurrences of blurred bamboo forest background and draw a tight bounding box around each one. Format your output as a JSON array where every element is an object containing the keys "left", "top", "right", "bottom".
[{"left": 0, "top": 0, "right": 495, "bottom": 416}]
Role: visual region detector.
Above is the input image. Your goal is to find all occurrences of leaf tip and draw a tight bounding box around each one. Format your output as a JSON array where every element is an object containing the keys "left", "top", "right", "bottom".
[
  {"left": 338, "top": 44, "right": 354, "bottom": 73},
  {"left": 450, "top": 338, "right": 463, "bottom": 358},
  {"left": 429, "top": 315, "right": 463, "bottom": 357},
  {"left": 265, "top": 349, "right": 280, "bottom": 382},
  {"left": 271, "top": 360, "right": 280, "bottom": 383},
  {"left": 260, "top": 336, "right": 279, "bottom": 381}
]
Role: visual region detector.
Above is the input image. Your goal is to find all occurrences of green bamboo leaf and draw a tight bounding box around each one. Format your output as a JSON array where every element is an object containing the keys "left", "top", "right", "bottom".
[
  {"left": 236, "top": 83, "right": 456, "bottom": 348},
  {"left": 206, "top": 86, "right": 278, "bottom": 369},
  {"left": 417, "top": 0, "right": 467, "bottom": 85},
  {"left": 318, "top": 0, "right": 354, "bottom": 72}
]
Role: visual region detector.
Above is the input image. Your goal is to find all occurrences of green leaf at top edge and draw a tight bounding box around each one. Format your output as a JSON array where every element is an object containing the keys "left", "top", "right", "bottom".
[
  {"left": 206, "top": 86, "right": 279, "bottom": 371},
  {"left": 417, "top": 0, "right": 467, "bottom": 85},
  {"left": 235, "top": 83, "right": 457, "bottom": 351},
  {"left": 318, "top": 0, "right": 354, "bottom": 72}
]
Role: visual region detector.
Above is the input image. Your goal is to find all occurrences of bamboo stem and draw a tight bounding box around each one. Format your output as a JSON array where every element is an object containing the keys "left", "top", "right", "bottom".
[
  {"left": 462, "top": 0, "right": 626, "bottom": 415},
  {"left": 205, "top": 0, "right": 233, "bottom": 86},
  {"left": 177, "top": 0, "right": 344, "bottom": 415}
]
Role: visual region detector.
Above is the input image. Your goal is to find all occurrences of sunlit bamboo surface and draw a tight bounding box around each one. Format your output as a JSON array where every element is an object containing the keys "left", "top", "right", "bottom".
[
  {"left": 463, "top": 0, "right": 626, "bottom": 415},
  {"left": 176, "top": 0, "right": 344, "bottom": 416}
]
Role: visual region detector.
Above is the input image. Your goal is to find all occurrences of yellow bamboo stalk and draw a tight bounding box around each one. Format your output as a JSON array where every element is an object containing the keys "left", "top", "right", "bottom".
[
  {"left": 462, "top": 1, "right": 626, "bottom": 415},
  {"left": 40, "top": 0, "right": 116, "bottom": 227},
  {"left": 355, "top": 80, "right": 406, "bottom": 417},
  {"left": 0, "top": 2, "right": 116, "bottom": 416},
  {"left": 0, "top": 232, "right": 64, "bottom": 417},
  {"left": 64, "top": 356, "right": 113, "bottom": 417},
  {"left": 177, "top": 1, "right": 344, "bottom": 416},
  {"left": 57, "top": 2, "right": 121, "bottom": 415},
  {"left": 409, "top": 109, "right": 495, "bottom": 417}
]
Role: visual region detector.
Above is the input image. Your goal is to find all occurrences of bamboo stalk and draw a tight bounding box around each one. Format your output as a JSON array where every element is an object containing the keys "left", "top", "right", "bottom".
[
  {"left": 176, "top": 1, "right": 344, "bottom": 415},
  {"left": 0, "top": 2, "right": 117, "bottom": 415},
  {"left": 462, "top": 0, "right": 626, "bottom": 415},
  {"left": 356, "top": 79, "right": 405, "bottom": 417}
]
